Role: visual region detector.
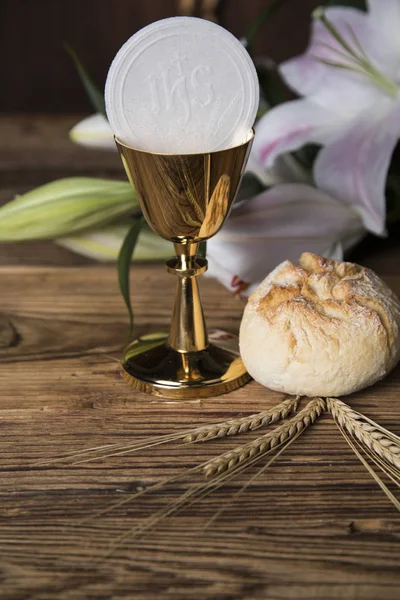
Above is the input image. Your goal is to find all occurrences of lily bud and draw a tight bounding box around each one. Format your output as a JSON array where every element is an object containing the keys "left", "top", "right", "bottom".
[
  {"left": 0, "top": 178, "right": 138, "bottom": 241},
  {"left": 57, "top": 223, "right": 171, "bottom": 261},
  {"left": 69, "top": 114, "right": 116, "bottom": 150}
]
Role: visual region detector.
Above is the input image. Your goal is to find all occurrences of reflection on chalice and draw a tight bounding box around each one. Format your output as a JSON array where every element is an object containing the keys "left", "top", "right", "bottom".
[{"left": 116, "top": 131, "right": 254, "bottom": 399}]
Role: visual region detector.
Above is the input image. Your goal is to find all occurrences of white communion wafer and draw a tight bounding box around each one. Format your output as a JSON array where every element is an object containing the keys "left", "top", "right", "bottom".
[{"left": 105, "top": 17, "right": 259, "bottom": 154}]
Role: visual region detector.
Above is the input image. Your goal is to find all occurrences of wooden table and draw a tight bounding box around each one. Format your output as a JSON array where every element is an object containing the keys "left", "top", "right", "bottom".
[{"left": 1, "top": 116, "right": 400, "bottom": 599}]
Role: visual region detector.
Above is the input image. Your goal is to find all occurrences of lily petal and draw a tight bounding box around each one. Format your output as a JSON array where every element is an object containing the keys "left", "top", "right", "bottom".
[
  {"left": 314, "top": 101, "right": 400, "bottom": 235},
  {"left": 206, "top": 183, "right": 363, "bottom": 293},
  {"left": 280, "top": 7, "right": 383, "bottom": 118},
  {"left": 368, "top": 0, "right": 400, "bottom": 31},
  {"left": 69, "top": 114, "right": 116, "bottom": 150},
  {"left": 367, "top": 0, "right": 400, "bottom": 77},
  {"left": 281, "top": 7, "right": 371, "bottom": 93},
  {"left": 253, "top": 99, "right": 339, "bottom": 168}
]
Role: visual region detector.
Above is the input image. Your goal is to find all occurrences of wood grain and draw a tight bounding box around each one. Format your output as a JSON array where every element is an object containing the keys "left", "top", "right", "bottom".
[{"left": 1, "top": 264, "right": 400, "bottom": 599}]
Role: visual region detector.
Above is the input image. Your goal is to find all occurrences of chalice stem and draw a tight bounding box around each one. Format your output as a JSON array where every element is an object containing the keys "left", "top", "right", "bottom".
[{"left": 168, "top": 242, "right": 208, "bottom": 353}]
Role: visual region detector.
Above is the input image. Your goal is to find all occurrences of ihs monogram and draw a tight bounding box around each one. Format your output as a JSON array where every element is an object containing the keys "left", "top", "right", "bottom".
[{"left": 146, "top": 52, "right": 215, "bottom": 125}]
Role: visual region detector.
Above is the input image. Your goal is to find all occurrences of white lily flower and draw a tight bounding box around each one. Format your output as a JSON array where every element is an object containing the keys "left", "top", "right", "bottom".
[
  {"left": 207, "top": 182, "right": 364, "bottom": 295},
  {"left": 69, "top": 113, "right": 116, "bottom": 150},
  {"left": 253, "top": 1, "right": 400, "bottom": 236}
]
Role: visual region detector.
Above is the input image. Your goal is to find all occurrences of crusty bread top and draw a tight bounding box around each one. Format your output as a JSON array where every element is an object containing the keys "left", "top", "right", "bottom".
[{"left": 248, "top": 252, "right": 400, "bottom": 356}]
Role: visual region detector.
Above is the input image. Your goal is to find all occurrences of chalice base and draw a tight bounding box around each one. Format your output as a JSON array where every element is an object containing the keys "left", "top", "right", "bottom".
[{"left": 121, "top": 331, "right": 251, "bottom": 399}]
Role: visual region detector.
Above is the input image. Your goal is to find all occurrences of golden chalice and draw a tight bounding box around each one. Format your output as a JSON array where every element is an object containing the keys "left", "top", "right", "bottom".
[{"left": 116, "top": 132, "right": 254, "bottom": 399}]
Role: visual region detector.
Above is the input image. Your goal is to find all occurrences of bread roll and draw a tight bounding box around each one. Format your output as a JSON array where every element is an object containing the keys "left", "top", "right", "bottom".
[{"left": 239, "top": 253, "right": 400, "bottom": 397}]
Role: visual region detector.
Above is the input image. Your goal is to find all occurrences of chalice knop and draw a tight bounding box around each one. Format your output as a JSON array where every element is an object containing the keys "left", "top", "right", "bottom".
[{"left": 116, "top": 132, "right": 254, "bottom": 399}]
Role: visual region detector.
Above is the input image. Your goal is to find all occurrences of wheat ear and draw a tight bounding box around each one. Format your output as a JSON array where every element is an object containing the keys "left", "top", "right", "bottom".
[
  {"left": 183, "top": 396, "right": 300, "bottom": 443},
  {"left": 327, "top": 398, "right": 400, "bottom": 471},
  {"left": 203, "top": 397, "right": 325, "bottom": 479}
]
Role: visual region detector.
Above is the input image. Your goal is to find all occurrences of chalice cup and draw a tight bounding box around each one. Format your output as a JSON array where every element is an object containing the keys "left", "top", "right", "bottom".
[{"left": 116, "top": 131, "right": 254, "bottom": 399}]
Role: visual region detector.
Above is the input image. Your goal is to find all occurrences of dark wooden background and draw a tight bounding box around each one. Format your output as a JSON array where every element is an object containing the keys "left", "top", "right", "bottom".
[{"left": 0, "top": 0, "right": 320, "bottom": 113}]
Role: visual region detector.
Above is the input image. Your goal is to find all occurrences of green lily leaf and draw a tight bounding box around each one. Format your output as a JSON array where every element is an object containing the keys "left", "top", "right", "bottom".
[
  {"left": 125, "top": 333, "right": 167, "bottom": 361},
  {"left": 65, "top": 43, "right": 106, "bottom": 116},
  {"left": 118, "top": 216, "right": 145, "bottom": 334},
  {"left": 198, "top": 241, "right": 207, "bottom": 258}
]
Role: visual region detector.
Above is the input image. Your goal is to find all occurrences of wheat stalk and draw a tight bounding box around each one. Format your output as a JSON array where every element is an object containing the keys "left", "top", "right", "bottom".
[
  {"left": 327, "top": 397, "right": 400, "bottom": 512},
  {"left": 98, "top": 404, "right": 312, "bottom": 554},
  {"left": 36, "top": 397, "right": 300, "bottom": 467},
  {"left": 183, "top": 396, "right": 300, "bottom": 443},
  {"left": 327, "top": 397, "right": 400, "bottom": 471},
  {"left": 334, "top": 419, "right": 400, "bottom": 511},
  {"left": 69, "top": 397, "right": 300, "bottom": 527},
  {"left": 203, "top": 397, "right": 326, "bottom": 478}
]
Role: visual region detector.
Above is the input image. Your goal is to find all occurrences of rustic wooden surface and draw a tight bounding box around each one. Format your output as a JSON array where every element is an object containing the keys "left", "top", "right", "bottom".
[
  {"left": 1, "top": 115, "right": 400, "bottom": 599},
  {"left": 1, "top": 265, "right": 400, "bottom": 600}
]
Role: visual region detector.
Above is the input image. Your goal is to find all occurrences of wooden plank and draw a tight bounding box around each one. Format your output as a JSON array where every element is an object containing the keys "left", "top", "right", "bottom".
[
  {"left": 0, "top": 265, "right": 400, "bottom": 599},
  {"left": 0, "top": 115, "right": 123, "bottom": 185}
]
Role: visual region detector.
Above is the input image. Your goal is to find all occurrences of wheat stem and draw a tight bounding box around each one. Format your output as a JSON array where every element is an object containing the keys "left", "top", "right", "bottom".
[
  {"left": 202, "top": 428, "right": 304, "bottom": 531},
  {"left": 36, "top": 397, "right": 300, "bottom": 467},
  {"left": 335, "top": 420, "right": 400, "bottom": 512},
  {"left": 100, "top": 424, "right": 305, "bottom": 556}
]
